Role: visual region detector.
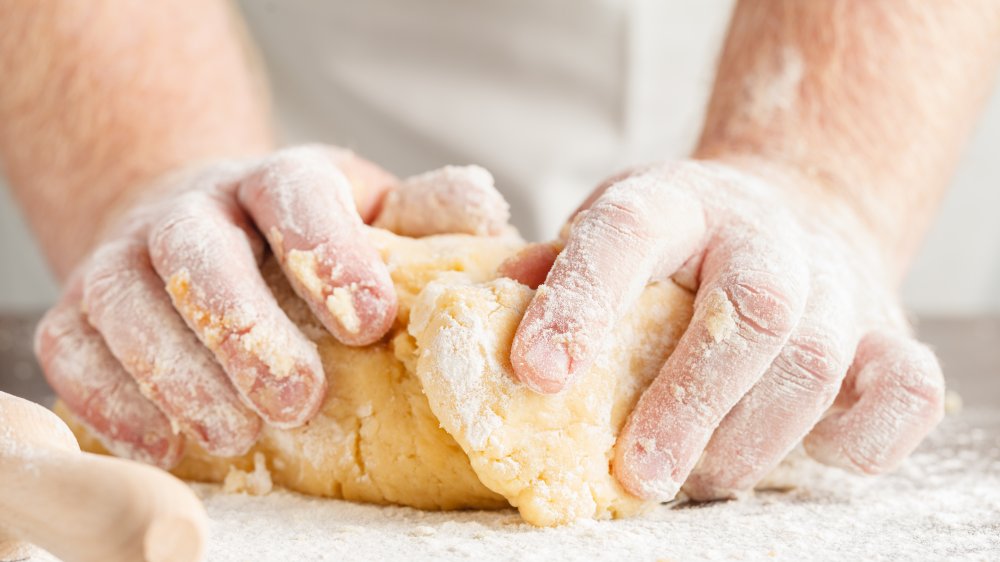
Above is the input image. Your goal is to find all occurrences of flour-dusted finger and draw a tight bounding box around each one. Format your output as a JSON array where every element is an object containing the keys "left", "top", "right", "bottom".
[
  {"left": 684, "top": 275, "right": 855, "bottom": 500},
  {"left": 373, "top": 165, "right": 511, "bottom": 237},
  {"left": 511, "top": 172, "right": 708, "bottom": 394},
  {"left": 803, "top": 330, "right": 945, "bottom": 474},
  {"left": 35, "top": 277, "right": 184, "bottom": 469},
  {"left": 148, "top": 190, "right": 326, "bottom": 428},
  {"left": 82, "top": 239, "right": 261, "bottom": 457},
  {"left": 238, "top": 146, "right": 397, "bottom": 346},
  {"left": 614, "top": 222, "right": 809, "bottom": 501}
]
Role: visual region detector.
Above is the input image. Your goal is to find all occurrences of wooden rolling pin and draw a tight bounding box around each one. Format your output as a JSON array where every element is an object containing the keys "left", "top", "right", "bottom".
[{"left": 0, "top": 391, "right": 207, "bottom": 562}]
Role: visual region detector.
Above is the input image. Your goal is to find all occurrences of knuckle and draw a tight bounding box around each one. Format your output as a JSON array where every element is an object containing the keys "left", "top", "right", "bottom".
[
  {"left": 267, "top": 147, "right": 314, "bottom": 174},
  {"left": 269, "top": 144, "right": 330, "bottom": 169},
  {"left": 241, "top": 145, "right": 354, "bottom": 212},
  {"left": 259, "top": 146, "right": 337, "bottom": 187},
  {"left": 585, "top": 195, "right": 652, "bottom": 243},
  {"left": 148, "top": 194, "right": 211, "bottom": 254},
  {"left": 722, "top": 273, "right": 802, "bottom": 342},
  {"left": 33, "top": 311, "right": 61, "bottom": 363},
  {"left": 81, "top": 242, "right": 145, "bottom": 315},
  {"left": 774, "top": 332, "right": 848, "bottom": 391},
  {"left": 898, "top": 368, "right": 946, "bottom": 420},
  {"left": 842, "top": 447, "right": 885, "bottom": 475},
  {"left": 882, "top": 338, "right": 946, "bottom": 418}
]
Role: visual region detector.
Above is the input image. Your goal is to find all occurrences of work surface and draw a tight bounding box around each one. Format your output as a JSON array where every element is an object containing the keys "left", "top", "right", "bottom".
[{"left": 2, "top": 314, "right": 999, "bottom": 561}]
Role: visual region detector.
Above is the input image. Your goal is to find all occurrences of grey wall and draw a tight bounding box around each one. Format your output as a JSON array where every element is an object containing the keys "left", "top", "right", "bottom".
[
  {"left": 0, "top": 186, "right": 57, "bottom": 311},
  {"left": 901, "top": 84, "right": 1000, "bottom": 314}
]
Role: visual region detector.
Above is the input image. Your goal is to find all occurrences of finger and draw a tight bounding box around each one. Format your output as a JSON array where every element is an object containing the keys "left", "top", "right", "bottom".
[
  {"left": 496, "top": 242, "right": 561, "bottom": 289},
  {"left": 237, "top": 146, "right": 397, "bottom": 346},
  {"left": 803, "top": 330, "right": 945, "bottom": 474},
  {"left": 35, "top": 277, "right": 184, "bottom": 469},
  {"left": 373, "top": 165, "right": 511, "bottom": 237},
  {"left": 556, "top": 166, "right": 654, "bottom": 241},
  {"left": 614, "top": 224, "right": 809, "bottom": 501},
  {"left": 328, "top": 148, "right": 399, "bottom": 223},
  {"left": 82, "top": 240, "right": 261, "bottom": 457},
  {"left": 684, "top": 276, "right": 855, "bottom": 500},
  {"left": 148, "top": 190, "right": 326, "bottom": 428},
  {"left": 511, "top": 173, "right": 708, "bottom": 393}
]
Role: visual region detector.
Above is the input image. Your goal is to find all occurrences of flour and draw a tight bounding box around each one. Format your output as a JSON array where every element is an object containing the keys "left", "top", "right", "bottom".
[
  {"left": 23, "top": 408, "right": 1000, "bottom": 562},
  {"left": 407, "top": 279, "right": 512, "bottom": 450},
  {"left": 744, "top": 46, "right": 805, "bottom": 124},
  {"left": 183, "top": 408, "right": 1000, "bottom": 561}
]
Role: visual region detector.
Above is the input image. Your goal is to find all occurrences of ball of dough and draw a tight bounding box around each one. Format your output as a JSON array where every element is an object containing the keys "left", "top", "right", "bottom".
[{"left": 62, "top": 228, "right": 696, "bottom": 526}]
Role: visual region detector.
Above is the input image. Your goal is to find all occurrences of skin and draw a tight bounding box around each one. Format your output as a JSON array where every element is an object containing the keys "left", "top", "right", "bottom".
[
  {"left": 0, "top": 0, "right": 996, "bottom": 500},
  {"left": 510, "top": 0, "right": 1000, "bottom": 501},
  {"left": 0, "top": 2, "right": 507, "bottom": 467}
]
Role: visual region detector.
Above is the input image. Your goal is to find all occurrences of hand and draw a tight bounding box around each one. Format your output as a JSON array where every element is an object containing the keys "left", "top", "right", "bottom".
[
  {"left": 35, "top": 145, "right": 510, "bottom": 468},
  {"left": 507, "top": 160, "right": 945, "bottom": 501}
]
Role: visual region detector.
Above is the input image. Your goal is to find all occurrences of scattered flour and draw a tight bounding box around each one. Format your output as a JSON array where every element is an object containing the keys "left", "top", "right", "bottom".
[
  {"left": 18, "top": 409, "right": 1000, "bottom": 562},
  {"left": 187, "top": 409, "right": 998, "bottom": 561}
]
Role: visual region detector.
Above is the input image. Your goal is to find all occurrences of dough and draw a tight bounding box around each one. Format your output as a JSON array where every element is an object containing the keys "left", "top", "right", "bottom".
[
  {"left": 410, "top": 276, "right": 692, "bottom": 525},
  {"left": 63, "top": 229, "right": 695, "bottom": 526}
]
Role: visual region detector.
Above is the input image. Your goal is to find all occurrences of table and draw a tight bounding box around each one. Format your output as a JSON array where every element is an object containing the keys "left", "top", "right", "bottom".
[{"left": 2, "top": 314, "right": 998, "bottom": 561}]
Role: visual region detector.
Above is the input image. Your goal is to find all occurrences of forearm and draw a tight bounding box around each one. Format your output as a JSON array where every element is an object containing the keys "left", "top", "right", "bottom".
[
  {"left": 0, "top": 1, "right": 273, "bottom": 278},
  {"left": 695, "top": 0, "right": 1000, "bottom": 280}
]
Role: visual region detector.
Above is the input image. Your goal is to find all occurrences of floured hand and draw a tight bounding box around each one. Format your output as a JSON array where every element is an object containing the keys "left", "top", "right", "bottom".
[
  {"left": 507, "top": 160, "right": 945, "bottom": 502},
  {"left": 34, "top": 145, "right": 510, "bottom": 468}
]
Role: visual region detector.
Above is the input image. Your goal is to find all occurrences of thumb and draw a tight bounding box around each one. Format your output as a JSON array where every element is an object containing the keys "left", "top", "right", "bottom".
[{"left": 372, "top": 165, "right": 512, "bottom": 237}]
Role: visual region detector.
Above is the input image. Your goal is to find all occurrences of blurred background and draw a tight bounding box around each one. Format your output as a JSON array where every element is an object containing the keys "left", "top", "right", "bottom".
[{"left": 1, "top": 0, "right": 998, "bottom": 316}]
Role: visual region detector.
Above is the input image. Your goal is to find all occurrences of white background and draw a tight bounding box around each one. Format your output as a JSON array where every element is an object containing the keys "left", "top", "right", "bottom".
[{"left": 2, "top": 1, "right": 998, "bottom": 315}]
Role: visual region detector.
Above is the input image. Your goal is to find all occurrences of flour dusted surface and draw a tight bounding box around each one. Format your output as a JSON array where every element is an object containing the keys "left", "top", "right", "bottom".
[{"left": 180, "top": 408, "right": 1000, "bottom": 561}]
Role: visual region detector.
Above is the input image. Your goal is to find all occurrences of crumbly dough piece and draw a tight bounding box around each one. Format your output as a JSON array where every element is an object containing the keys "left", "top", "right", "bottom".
[
  {"left": 63, "top": 228, "right": 696, "bottom": 526},
  {"left": 410, "top": 278, "right": 692, "bottom": 525}
]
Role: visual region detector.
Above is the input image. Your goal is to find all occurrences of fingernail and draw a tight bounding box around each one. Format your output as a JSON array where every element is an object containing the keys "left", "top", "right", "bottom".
[
  {"left": 246, "top": 360, "right": 326, "bottom": 429},
  {"left": 619, "top": 435, "right": 681, "bottom": 501},
  {"left": 682, "top": 474, "right": 741, "bottom": 502},
  {"left": 519, "top": 341, "right": 570, "bottom": 394}
]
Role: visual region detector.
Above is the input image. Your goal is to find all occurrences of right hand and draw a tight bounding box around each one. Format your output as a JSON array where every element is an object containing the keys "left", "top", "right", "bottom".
[{"left": 34, "top": 145, "right": 510, "bottom": 468}]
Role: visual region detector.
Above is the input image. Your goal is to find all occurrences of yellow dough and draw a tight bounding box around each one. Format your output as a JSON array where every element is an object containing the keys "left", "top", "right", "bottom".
[
  {"left": 410, "top": 276, "right": 692, "bottom": 525},
  {"left": 63, "top": 229, "right": 695, "bottom": 526}
]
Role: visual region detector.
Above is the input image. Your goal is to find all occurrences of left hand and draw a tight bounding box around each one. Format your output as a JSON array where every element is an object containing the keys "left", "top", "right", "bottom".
[{"left": 504, "top": 159, "right": 945, "bottom": 501}]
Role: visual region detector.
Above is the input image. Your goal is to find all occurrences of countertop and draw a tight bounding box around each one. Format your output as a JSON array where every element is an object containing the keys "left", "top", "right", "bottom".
[{"left": 2, "top": 313, "right": 999, "bottom": 561}]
